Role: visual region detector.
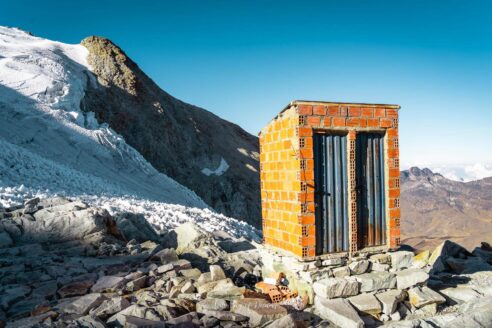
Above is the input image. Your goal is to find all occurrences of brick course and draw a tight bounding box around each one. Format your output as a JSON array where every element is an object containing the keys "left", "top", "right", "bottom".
[{"left": 259, "top": 101, "right": 401, "bottom": 259}]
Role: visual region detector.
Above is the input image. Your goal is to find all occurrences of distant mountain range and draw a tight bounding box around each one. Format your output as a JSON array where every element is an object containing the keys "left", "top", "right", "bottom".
[{"left": 401, "top": 167, "right": 492, "bottom": 250}]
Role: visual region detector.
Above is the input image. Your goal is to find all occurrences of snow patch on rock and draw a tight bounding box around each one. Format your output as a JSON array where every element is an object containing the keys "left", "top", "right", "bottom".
[{"left": 201, "top": 157, "right": 229, "bottom": 176}]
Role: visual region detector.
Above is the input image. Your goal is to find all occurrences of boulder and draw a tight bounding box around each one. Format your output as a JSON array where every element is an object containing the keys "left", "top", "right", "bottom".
[
  {"left": 412, "top": 250, "right": 430, "bottom": 269},
  {"left": 124, "top": 315, "right": 166, "bottom": 328},
  {"left": 58, "top": 279, "right": 94, "bottom": 298},
  {"left": 371, "top": 262, "right": 390, "bottom": 272},
  {"left": 210, "top": 265, "right": 226, "bottom": 281},
  {"left": 472, "top": 247, "right": 492, "bottom": 262},
  {"left": 348, "top": 293, "right": 382, "bottom": 317},
  {"left": 396, "top": 269, "right": 429, "bottom": 289},
  {"left": 92, "top": 296, "right": 130, "bottom": 318},
  {"left": 322, "top": 258, "right": 345, "bottom": 266},
  {"left": 408, "top": 286, "right": 446, "bottom": 308},
  {"left": 15, "top": 202, "right": 113, "bottom": 244},
  {"left": 0, "top": 284, "right": 31, "bottom": 310},
  {"left": 171, "top": 259, "right": 192, "bottom": 270},
  {"left": 349, "top": 260, "right": 370, "bottom": 275},
  {"left": 150, "top": 248, "right": 179, "bottom": 264},
  {"left": 156, "top": 263, "right": 174, "bottom": 274},
  {"left": 114, "top": 212, "right": 159, "bottom": 242},
  {"left": 313, "top": 278, "right": 359, "bottom": 299},
  {"left": 165, "top": 312, "right": 201, "bottom": 326},
  {"left": 375, "top": 289, "right": 406, "bottom": 315},
  {"left": 200, "top": 315, "right": 219, "bottom": 328},
  {"left": 314, "top": 297, "right": 364, "bottom": 328},
  {"left": 444, "top": 296, "right": 492, "bottom": 328},
  {"left": 231, "top": 298, "right": 287, "bottom": 327},
  {"left": 428, "top": 240, "right": 470, "bottom": 266},
  {"left": 390, "top": 251, "right": 414, "bottom": 271},
  {"left": 91, "top": 276, "right": 125, "bottom": 293},
  {"left": 73, "top": 315, "right": 107, "bottom": 328},
  {"left": 200, "top": 310, "right": 248, "bottom": 321},
  {"left": 125, "top": 276, "right": 147, "bottom": 292},
  {"left": 107, "top": 304, "right": 148, "bottom": 326},
  {"left": 180, "top": 268, "right": 202, "bottom": 279},
  {"left": 196, "top": 298, "right": 229, "bottom": 312},
  {"left": 4, "top": 311, "right": 57, "bottom": 328},
  {"left": 197, "top": 278, "right": 235, "bottom": 294},
  {"left": 59, "top": 293, "right": 106, "bottom": 314},
  {"left": 354, "top": 272, "right": 396, "bottom": 292},
  {"left": 447, "top": 256, "right": 492, "bottom": 274},
  {"left": 207, "top": 285, "right": 245, "bottom": 300},
  {"left": 0, "top": 231, "right": 13, "bottom": 248},
  {"left": 174, "top": 222, "right": 205, "bottom": 254},
  {"left": 332, "top": 266, "right": 351, "bottom": 278},
  {"left": 370, "top": 253, "right": 391, "bottom": 264},
  {"left": 180, "top": 281, "right": 196, "bottom": 294}
]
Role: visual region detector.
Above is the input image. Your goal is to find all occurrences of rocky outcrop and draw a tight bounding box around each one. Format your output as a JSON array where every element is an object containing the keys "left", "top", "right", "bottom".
[{"left": 80, "top": 36, "right": 261, "bottom": 227}]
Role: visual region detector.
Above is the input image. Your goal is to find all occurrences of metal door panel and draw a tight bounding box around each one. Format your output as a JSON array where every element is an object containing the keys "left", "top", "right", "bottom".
[
  {"left": 356, "top": 133, "right": 386, "bottom": 248},
  {"left": 314, "top": 133, "right": 349, "bottom": 254}
]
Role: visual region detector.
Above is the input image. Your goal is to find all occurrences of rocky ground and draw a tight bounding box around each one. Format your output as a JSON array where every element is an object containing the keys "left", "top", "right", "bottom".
[{"left": 1, "top": 198, "right": 492, "bottom": 327}]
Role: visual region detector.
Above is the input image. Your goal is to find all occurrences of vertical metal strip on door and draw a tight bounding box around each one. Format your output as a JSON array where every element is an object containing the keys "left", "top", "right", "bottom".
[
  {"left": 314, "top": 133, "right": 349, "bottom": 255},
  {"left": 357, "top": 133, "right": 386, "bottom": 248}
]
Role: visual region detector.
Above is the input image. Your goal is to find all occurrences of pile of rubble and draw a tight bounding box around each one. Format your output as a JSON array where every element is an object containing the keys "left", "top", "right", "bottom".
[
  {"left": 1, "top": 197, "right": 492, "bottom": 327},
  {"left": 260, "top": 239, "right": 492, "bottom": 327}
]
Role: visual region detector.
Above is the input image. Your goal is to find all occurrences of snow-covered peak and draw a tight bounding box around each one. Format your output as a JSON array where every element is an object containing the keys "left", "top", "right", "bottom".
[{"left": 0, "top": 26, "right": 260, "bottom": 240}]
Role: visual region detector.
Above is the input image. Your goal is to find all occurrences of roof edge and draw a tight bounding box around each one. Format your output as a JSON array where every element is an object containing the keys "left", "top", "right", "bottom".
[{"left": 282, "top": 100, "right": 401, "bottom": 112}]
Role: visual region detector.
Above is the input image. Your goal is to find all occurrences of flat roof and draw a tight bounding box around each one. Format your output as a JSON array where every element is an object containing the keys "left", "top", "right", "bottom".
[
  {"left": 259, "top": 100, "right": 401, "bottom": 135},
  {"left": 282, "top": 100, "right": 401, "bottom": 112}
]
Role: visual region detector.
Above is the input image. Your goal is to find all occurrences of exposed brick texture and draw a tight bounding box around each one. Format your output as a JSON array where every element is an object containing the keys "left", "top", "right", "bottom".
[{"left": 259, "top": 102, "right": 401, "bottom": 259}]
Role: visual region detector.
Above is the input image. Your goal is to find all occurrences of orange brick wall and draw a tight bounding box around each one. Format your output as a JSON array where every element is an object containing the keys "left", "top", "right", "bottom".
[
  {"left": 259, "top": 108, "right": 309, "bottom": 258},
  {"left": 260, "top": 102, "right": 401, "bottom": 259}
]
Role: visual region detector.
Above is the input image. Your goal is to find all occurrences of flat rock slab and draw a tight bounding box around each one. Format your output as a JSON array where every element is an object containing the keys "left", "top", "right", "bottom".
[
  {"left": 348, "top": 293, "right": 382, "bottom": 316},
  {"left": 196, "top": 298, "right": 229, "bottom": 312},
  {"left": 396, "top": 268, "right": 429, "bottom": 289},
  {"left": 313, "top": 277, "right": 359, "bottom": 299},
  {"left": 354, "top": 272, "right": 396, "bottom": 292},
  {"left": 390, "top": 251, "right": 414, "bottom": 271},
  {"left": 408, "top": 286, "right": 446, "bottom": 308},
  {"left": 315, "top": 296, "right": 364, "bottom": 328},
  {"left": 58, "top": 279, "right": 94, "bottom": 298},
  {"left": 375, "top": 289, "right": 405, "bottom": 315},
  {"left": 231, "top": 298, "right": 287, "bottom": 327},
  {"left": 440, "top": 285, "right": 481, "bottom": 304},
  {"left": 59, "top": 293, "right": 106, "bottom": 315},
  {"left": 207, "top": 286, "right": 245, "bottom": 300}
]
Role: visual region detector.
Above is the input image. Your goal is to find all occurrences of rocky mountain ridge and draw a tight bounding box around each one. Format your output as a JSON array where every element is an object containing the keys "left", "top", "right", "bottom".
[
  {"left": 80, "top": 36, "right": 261, "bottom": 227},
  {"left": 401, "top": 167, "right": 492, "bottom": 250}
]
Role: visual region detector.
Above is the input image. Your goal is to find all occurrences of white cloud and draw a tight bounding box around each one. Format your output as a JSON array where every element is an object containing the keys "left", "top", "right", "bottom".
[{"left": 407, "top": 163, "right": 492, "bottom": 182}]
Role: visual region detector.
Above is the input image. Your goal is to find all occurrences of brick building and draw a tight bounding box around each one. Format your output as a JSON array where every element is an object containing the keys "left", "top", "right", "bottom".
[{"left": 259, "top": 101, "right": 401, "bottom": 260}]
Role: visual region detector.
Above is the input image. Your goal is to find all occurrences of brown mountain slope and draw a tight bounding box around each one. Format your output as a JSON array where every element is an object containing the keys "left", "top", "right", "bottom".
[
  {"left": 80, "top": 36, "right": 261, "bottom": 227},
  {"left": 401, "top": 167, "right": 492, "bottom": 251}
]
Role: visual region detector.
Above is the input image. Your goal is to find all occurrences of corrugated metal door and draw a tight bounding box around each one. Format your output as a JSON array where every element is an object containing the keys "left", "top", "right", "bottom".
[
  {"left": 314, "top": 133, "right": 349, "bottom": 255},
  {"left": 356, "top": 133, "right": 386, "bottom": 248}
]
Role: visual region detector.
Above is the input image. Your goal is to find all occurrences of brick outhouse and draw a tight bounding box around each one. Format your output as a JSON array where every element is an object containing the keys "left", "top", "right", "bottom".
[{"left": 259, "top": 101, "right": 401, "bottom": 260}]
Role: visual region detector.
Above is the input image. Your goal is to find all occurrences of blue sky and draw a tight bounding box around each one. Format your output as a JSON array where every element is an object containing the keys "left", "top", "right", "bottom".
[{"left": 2, "top": 0, "right": 492, "bottom": 175}]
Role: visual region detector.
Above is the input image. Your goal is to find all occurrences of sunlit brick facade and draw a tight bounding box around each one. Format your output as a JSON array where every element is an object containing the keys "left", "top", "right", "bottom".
[{"left": 259, "top": 101, "right": 401, "bottom": 260}]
